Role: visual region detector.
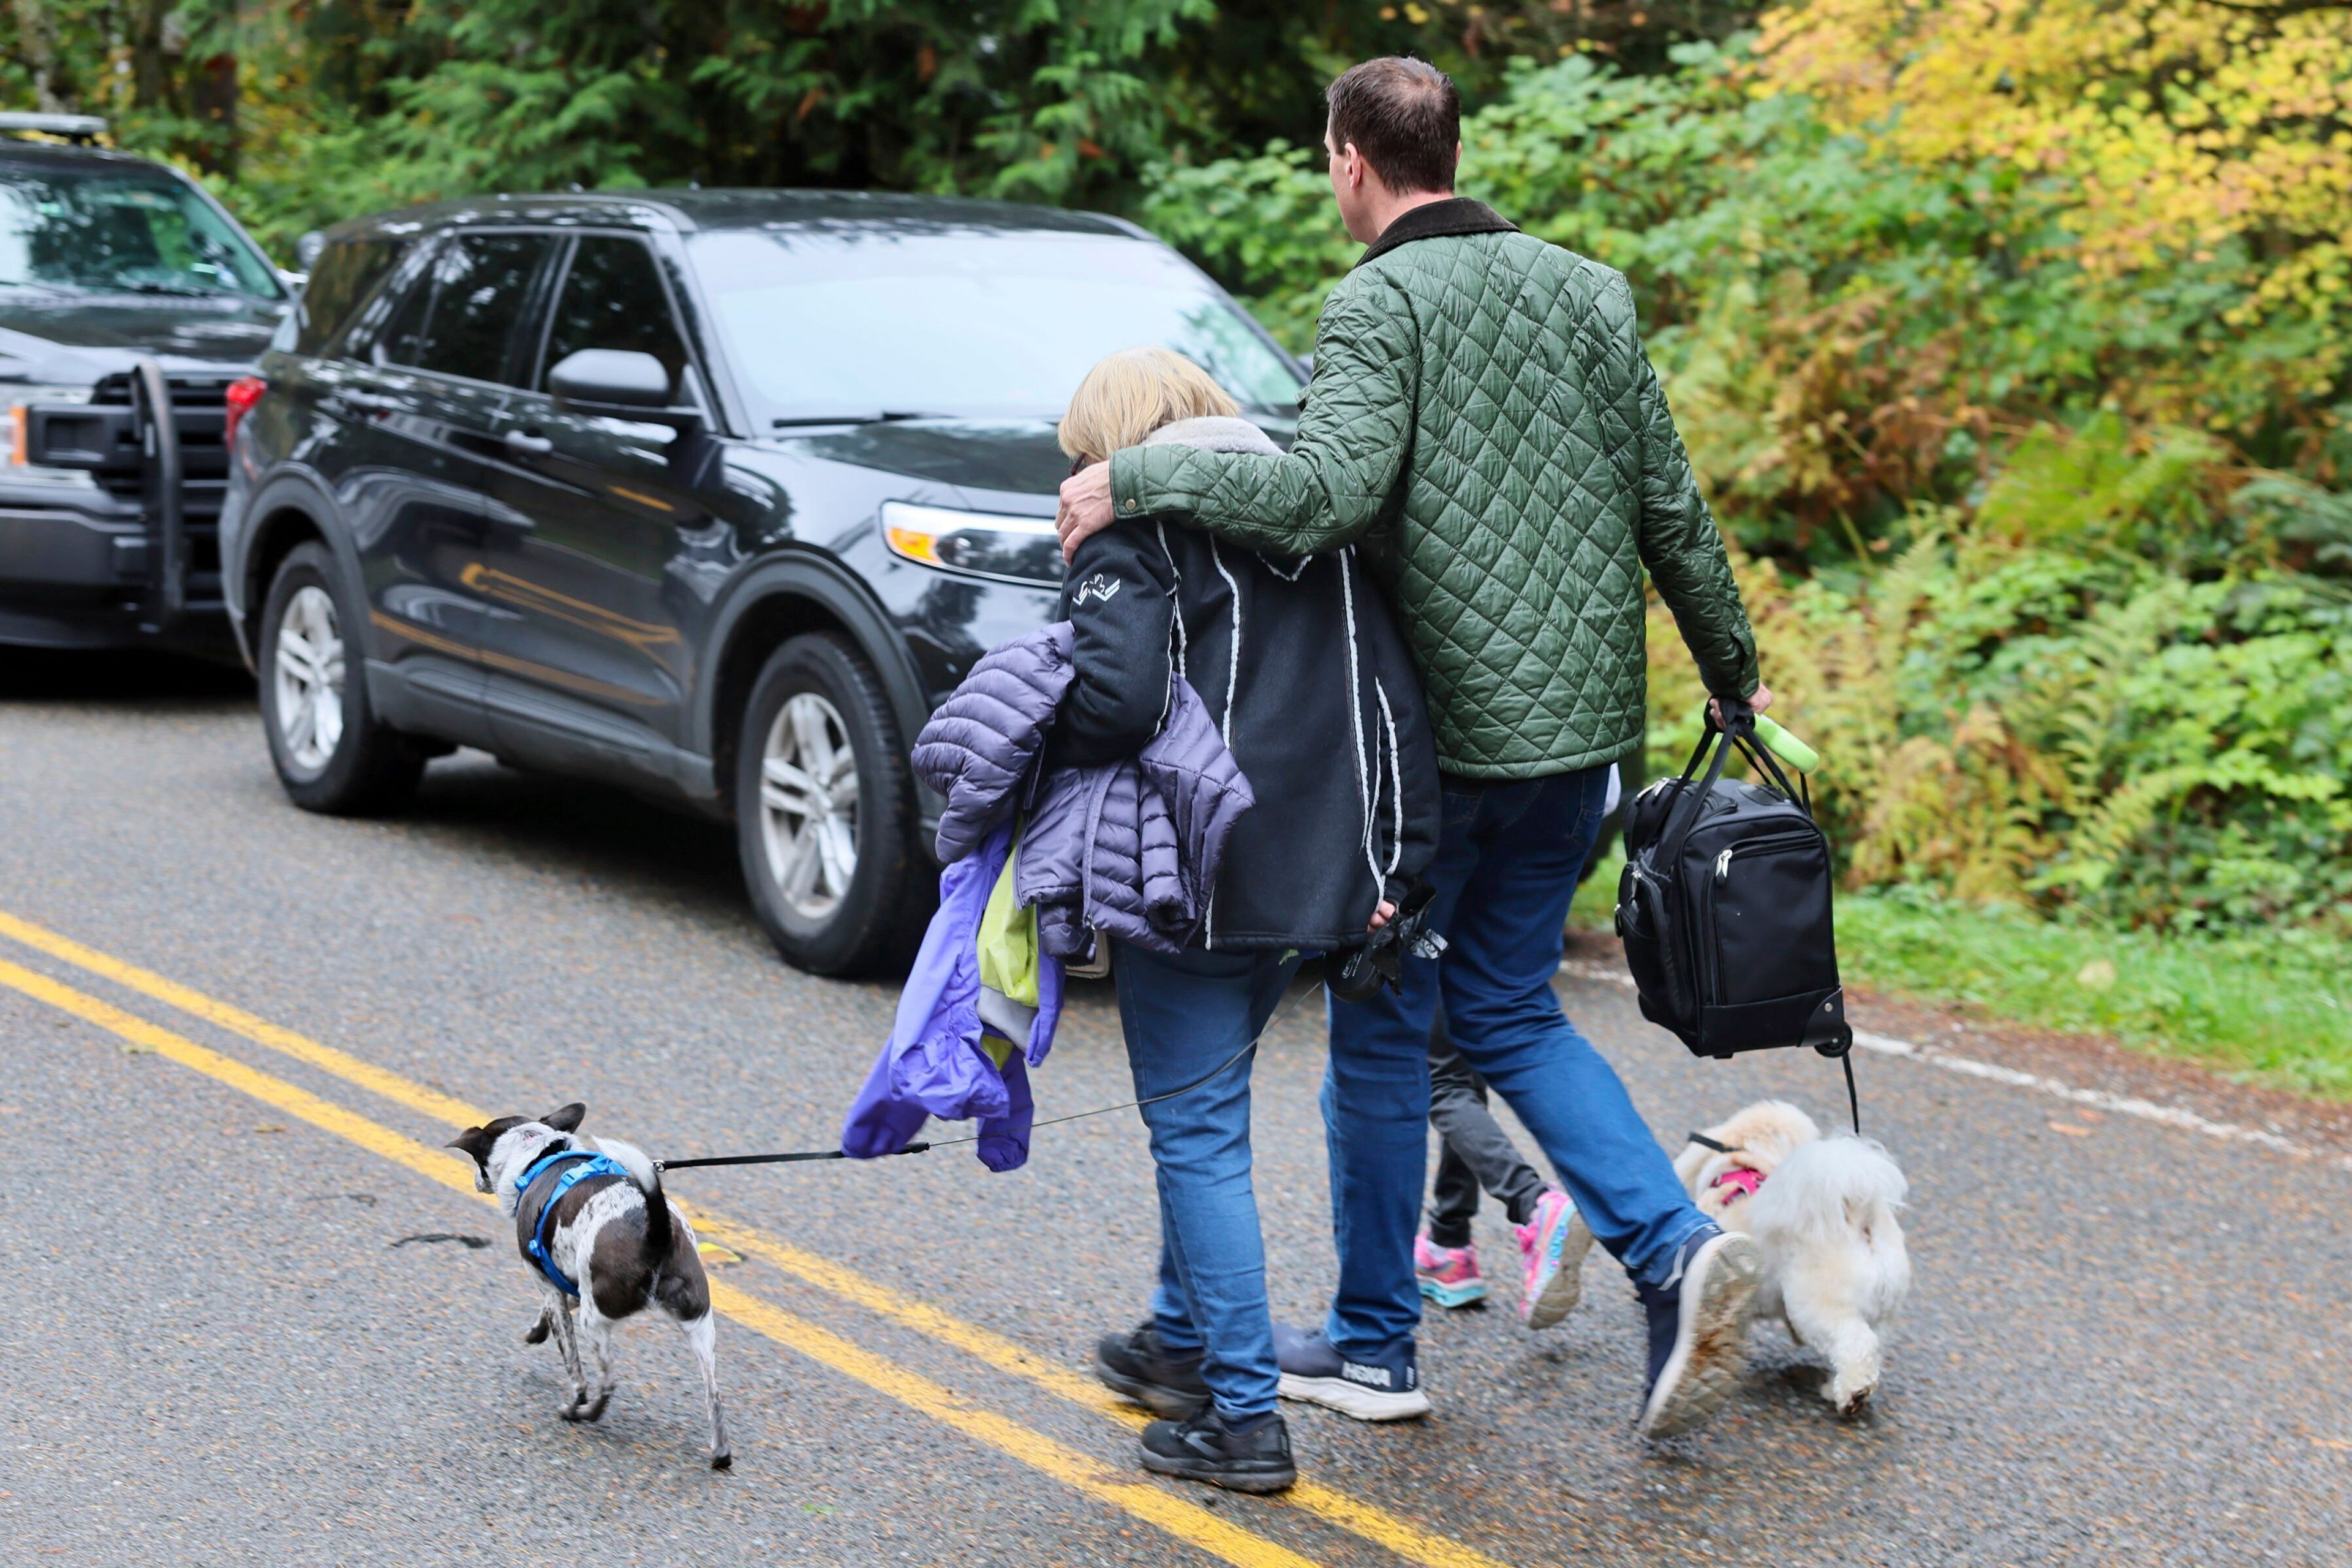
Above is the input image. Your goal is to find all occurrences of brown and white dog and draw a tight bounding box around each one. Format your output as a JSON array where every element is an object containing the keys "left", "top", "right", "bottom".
[
  {"left": 448, "top": 1102, "right": 730, "bottom": 1468},
  {"left": 1673, "top": 1100, "right": 1911, "bottom": 1417}
]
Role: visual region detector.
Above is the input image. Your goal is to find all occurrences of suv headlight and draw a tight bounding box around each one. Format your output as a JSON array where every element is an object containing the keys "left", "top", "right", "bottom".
[
  {"left": 882, "top": 500, "right": 1064, "bottom": 587},
  {"left": 4, "top": 382, "right": 97, "bottom": 486}
]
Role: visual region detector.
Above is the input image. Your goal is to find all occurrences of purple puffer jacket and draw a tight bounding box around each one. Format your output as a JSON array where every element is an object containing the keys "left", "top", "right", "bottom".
[
  {"left": 913, "top": 622, "right": 1256, "bottom": 958},
  {"left": 838, "top": 627, "right": 1248, "bottom": 1170},
  {"left": 839, "top": 817, "right": 1055, "bottom": 1172}
]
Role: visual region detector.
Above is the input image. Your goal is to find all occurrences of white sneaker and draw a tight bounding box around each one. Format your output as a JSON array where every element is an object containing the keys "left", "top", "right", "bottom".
[{"left": 1271, "top": 1322, "right": 1430, "bottom": 1422}]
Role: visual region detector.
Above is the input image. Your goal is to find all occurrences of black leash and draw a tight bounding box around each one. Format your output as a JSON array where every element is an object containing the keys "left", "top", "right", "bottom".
[
  {"left": 1688, "top": 1049, "right": 1861, "bottom": 1151},
  {"left": 660, "top": 1145, "right": 925, "bottom": 1171},
  {"left": 656, "top": 980, "right": 1328, "bottom": 1176},
  {"left": 659, "top": 969, "right": 1861, "bottom": 1175}
]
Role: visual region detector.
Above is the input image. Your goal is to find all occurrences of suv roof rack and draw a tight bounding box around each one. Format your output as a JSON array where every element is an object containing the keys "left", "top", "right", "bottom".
[{"left": 0, "top": 112, "right": 109, "bottom": 144}]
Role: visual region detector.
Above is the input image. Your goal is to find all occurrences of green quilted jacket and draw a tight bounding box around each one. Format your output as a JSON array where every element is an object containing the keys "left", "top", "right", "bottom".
[{"left": 1110, "top": 198, "right": 1758, "bottom": 778}]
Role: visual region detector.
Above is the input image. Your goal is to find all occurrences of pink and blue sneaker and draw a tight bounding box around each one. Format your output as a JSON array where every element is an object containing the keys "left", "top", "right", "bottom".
[
  {"left": 1515, "top": 1189, "right": 1594, "bottom": 1330},
  {"left": 1414, "top": 1234, "right": 1487, "bottom": 1309}
]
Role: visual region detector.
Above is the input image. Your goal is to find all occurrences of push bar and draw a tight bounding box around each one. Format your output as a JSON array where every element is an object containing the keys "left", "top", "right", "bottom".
[{"left": 131, "top": 359, "right": 185, "bottom": 632}]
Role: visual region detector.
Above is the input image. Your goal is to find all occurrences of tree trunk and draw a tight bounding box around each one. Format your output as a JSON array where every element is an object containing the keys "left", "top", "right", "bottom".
[
  {"left": 131, "top": 0, "right": 173, "bottom": 112},
  {"left": 169, "top": 1, "right": 242, "bottom": 176},
  {"left": 10, "top": 0, "right": 71, "bottom": 113},
  {"left": 191, "top": 47, "right": 238, "bottom": 176}
]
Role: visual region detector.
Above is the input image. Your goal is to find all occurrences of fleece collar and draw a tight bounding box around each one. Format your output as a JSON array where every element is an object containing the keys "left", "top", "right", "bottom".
[
  {"left": 1142, "top": 415, "right": 1283, "bottom": 457},
  {"left": 1353, "top": 198, "right": 1520, "bottom": 271}
]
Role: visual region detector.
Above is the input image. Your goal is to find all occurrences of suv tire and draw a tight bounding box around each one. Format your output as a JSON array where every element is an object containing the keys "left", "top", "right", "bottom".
[
  {"left": 259, "top": 541, "right": 424, "bottom": 815},
  {"left": 735, "top": 633, "right": 927, "bottom": 976}
]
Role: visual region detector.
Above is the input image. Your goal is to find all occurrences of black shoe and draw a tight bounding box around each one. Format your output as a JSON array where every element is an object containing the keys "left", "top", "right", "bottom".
[
  {"left": 1095, "top": 1324, "right": 1212, "bottom": 1419},
  {"left": 1634, "top": 1224, "right": 1762, "bottom": 1439},
  {"left": 1139, "top": 1408, "right": 1296, "bottom": 1494}
]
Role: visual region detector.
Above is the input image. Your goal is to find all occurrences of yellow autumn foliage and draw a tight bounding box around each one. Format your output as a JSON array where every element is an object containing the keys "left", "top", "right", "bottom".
[{"left": 1755, "top": 0, "right": 2352, "bottom": 418}]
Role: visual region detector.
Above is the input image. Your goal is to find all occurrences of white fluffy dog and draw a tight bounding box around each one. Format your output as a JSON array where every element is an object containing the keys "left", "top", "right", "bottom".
[{"left": 1673, "top": 1101, "right": 1910, "bottom": 1415}]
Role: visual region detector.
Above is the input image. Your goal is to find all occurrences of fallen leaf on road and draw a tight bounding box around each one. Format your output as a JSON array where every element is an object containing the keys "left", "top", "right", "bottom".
[
  {"left": 2048, "top": 1121, "right": 2094, "bottom": 1136},
  {"left": 698, "top": 1243, "right": 743, "bottom": 1267},
  {"left": 119, "top": 1039, "right": 156, "bottom": 1055}
]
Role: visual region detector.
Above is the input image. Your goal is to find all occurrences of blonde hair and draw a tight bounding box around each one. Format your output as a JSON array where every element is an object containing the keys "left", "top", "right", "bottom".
[{"left": 1058, "top": 347, "right": 1239, "bottom": 466}]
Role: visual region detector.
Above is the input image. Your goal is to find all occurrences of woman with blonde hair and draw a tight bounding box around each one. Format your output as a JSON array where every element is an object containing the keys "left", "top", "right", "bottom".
[{"left": 1052, "top": 347, "right": 1439, "bottom": 1493}]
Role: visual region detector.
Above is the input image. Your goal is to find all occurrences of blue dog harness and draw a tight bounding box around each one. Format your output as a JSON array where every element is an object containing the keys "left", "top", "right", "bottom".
[{"left": 513, "top": 1147, "right": 630, "bottom": 1298}]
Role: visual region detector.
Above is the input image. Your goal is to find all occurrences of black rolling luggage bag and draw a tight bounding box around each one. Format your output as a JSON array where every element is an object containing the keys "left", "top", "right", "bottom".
[{"left": 1615, "top": 703, "right": 1852, "bottom": 1061}]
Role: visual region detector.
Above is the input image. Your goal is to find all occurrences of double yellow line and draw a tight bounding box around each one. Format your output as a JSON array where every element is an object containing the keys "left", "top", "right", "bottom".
[{"left": 0, "top": 909, "right": 1520, "bottom": 1568}]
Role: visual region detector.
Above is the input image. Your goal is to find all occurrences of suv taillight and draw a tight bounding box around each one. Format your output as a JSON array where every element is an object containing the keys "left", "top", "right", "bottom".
[{"left": 224, "top": 375, "right": 268, "bottom": 453}]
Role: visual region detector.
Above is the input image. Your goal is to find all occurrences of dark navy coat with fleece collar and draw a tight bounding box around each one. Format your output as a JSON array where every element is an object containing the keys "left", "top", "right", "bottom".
[{"left": 1052, "top": 415, "right": 1441, "bottom": 951}]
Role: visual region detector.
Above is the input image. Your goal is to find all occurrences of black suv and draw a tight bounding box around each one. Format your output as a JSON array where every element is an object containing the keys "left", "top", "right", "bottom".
[
  {"left": 0, "top": 115, "right": 292, "bottom": 657},
  {"left": 221, "top": 189, "right": 1302, "bottom": 973}
]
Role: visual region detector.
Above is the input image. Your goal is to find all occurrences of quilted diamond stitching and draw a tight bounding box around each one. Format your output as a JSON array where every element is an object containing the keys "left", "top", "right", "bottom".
[{"left": 1123, "top": 228, "right": 1756, "bottom": 776}]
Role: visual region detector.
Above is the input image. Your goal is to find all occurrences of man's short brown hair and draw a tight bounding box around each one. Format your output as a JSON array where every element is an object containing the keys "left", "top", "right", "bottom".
[{"left": 1325, "top": 57, "right": 1460, "bottom": 196}]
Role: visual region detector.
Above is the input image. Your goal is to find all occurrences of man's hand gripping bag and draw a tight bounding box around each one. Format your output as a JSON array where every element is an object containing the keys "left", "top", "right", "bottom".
[{"left": 1615, "top": 704, "right": 1852, "bottom": 1060}]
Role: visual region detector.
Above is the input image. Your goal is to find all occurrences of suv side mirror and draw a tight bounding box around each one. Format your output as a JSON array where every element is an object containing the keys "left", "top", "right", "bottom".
[{"left": 548, "top": 348, "right": 702, "bottom": 428}]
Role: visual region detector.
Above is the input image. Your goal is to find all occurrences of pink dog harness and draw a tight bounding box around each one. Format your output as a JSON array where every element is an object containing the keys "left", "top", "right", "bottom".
[{"left": 1710, "top": 1166, "right": 1765, "bottom": 1204}]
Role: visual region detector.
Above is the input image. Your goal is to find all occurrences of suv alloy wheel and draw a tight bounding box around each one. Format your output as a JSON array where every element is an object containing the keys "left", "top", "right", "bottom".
[
  {"left": 734, "top": 633, "right": 927, "bottom": 975},
  {"left": 258, "top": 541, "right": 424, "bottom": 813},
  {"left": 760, "top": 690, "right": 859, "bottom": 925}
]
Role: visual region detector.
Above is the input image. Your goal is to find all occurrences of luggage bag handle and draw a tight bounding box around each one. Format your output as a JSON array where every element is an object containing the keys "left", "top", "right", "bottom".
[
  {"left": 1708, "top": 698, "right": 1811, "bottom": 802},
  {"left": 1654, "top": 710, "right": 1744, "bottom": 873},
  {"left": 1654, "top": 698, "right": 1810, "bottom": 871}
]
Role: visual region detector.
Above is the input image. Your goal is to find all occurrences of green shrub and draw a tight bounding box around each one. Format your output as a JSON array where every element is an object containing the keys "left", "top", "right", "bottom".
[
  {"left": 1836, "top": 888, "right": 2352, "bottom": 1098},
  {"left": 1644, "top": 448, "right": 2352, "bottom": 934}
]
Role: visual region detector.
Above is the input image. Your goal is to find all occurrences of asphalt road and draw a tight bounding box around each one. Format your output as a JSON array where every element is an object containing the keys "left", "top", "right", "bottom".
[{"left": 2, "top": 654, "right": 2345, "bottom": 1568}]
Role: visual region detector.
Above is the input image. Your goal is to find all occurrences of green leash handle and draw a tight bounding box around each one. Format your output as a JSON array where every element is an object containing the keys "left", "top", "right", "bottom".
[
  {"left": 1752, "top": 712, "right": 1820, "bottom": 772},
  {"left": 1704, "top": 701, "right": 1822, "bottom": 773}
]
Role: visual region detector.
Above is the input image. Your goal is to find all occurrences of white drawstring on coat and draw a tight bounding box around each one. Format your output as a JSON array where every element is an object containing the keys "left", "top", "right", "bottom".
[
  {"left": 1154, "top": 521, "right": 1186, "bottom": 731},
  {"left": 1375, "top": 677, "right": 1403, "bottom": 880},
  {"left": 1338, "top": 549, "right": 1387, "bottom": 900},
  {"left": 1209, "top": 540, "right": 1242, "bottom": 748}
]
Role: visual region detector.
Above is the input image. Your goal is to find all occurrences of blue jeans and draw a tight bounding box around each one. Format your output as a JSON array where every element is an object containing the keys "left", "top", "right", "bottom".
[
  {"left": 1114, "top": 940, "right": 1302, "bottom": 1422},
  {"left": 1321, "top": 766, "right": 1711, "bottom": 1359}
]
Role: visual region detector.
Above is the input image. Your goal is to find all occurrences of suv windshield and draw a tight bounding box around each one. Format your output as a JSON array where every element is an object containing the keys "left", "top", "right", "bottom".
[
  {"left": 690, "top": 227, "right": 1301, "bottom": 426},
  {"left": 0, "top": 163, "right": 282, "bottom": 299}
]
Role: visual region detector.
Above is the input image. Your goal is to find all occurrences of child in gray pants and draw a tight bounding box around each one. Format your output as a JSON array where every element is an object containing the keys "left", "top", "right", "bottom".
[{"left": 1417, "top": 1020, "right": 1594, "bottom": 1327}]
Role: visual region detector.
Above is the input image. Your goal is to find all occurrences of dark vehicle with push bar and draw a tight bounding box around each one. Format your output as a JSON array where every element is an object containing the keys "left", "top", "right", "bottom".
[
  {"left": 0, "top": 113, "right": 295, "bottom": 658},
  {"left": 217, "top": 189, "right": 1305, "bottom": 975}
]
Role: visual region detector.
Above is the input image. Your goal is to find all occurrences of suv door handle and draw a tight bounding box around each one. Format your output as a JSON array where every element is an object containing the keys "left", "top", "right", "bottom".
[
  {"left": 504, "top": 428, "right": 554, "bottom": 457},
  {"left": 331, "top": 391, "right": 399, "bottom": 418}
]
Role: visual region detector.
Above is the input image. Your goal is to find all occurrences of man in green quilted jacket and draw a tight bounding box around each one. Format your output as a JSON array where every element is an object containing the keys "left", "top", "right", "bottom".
[{"left": 1058, "top": 56, "right": 1773, "bottom": 1446}]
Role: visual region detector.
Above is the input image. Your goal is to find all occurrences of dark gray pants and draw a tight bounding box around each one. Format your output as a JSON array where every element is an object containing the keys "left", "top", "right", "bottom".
[{"left": 1426, "top": 1017, "right": 1550, "bottom": 1250}]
